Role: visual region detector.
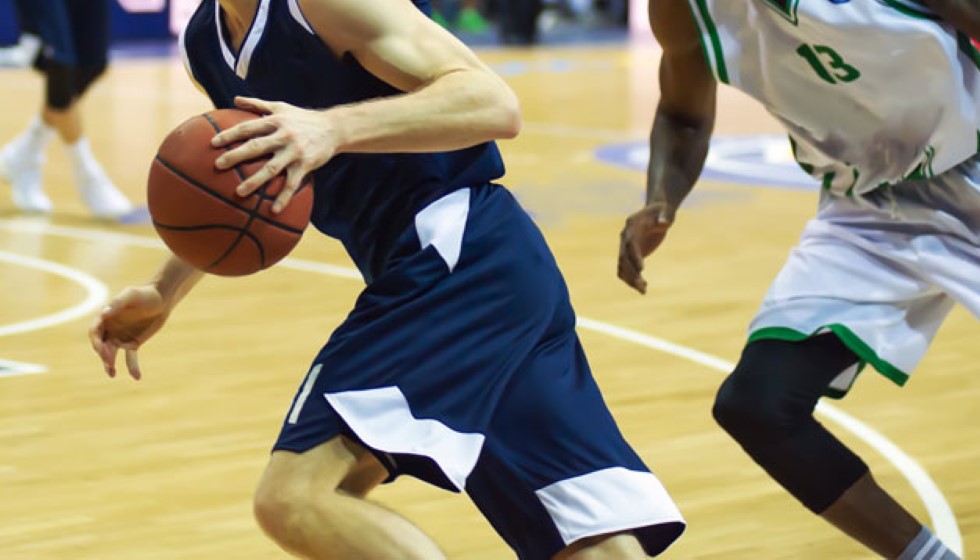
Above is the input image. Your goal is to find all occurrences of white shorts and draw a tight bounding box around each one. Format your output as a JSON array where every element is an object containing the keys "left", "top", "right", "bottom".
[{"left": 749, "top": 155, "right": 980, "bottom": 397}]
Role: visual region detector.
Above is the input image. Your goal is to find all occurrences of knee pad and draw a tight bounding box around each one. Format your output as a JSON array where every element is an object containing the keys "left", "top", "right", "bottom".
[
  {"left": 74, "top": 63, "right": 106, "bottom": 97},
  {"left": 44, "top": 61, "right": 77, "bottom": 110},
  {"left": 713, "top": 335, "right": 869, "bottom": 513}
]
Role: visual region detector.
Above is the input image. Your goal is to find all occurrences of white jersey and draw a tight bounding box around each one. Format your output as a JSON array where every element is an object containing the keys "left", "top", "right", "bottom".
[{"left": 686, "top": 0, "right": 980, "bottom": 195}]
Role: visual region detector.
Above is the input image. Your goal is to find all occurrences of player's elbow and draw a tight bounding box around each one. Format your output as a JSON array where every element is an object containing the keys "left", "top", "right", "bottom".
[
  {"left": 486, "top": 86, "right": 521, "bottom": 140},
  {"left": 495, "top": 90, "right": 522, "bottom": 140}
]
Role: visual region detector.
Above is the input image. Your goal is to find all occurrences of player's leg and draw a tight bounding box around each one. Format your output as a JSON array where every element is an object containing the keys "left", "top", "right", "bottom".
[
  {"left": 712, "top": 335, "right": 943, "bottom": 558},
  {"left": 253, "top": 436, "right": 446, "bottom": 559},
  {"left": 56, "top": 0, "right": 132, "bottom": 218},
  {"left": 465, "top": 331, "right": 685, "bottom": 559},
  {"left": 553, "top": 532, "right": 646, "bottom": 559},
  {"left": 0, "top": 0, "right": 63, "bottom": 212}
]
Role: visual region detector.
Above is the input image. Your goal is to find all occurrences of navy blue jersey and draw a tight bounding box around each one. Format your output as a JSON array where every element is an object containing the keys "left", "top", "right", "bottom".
[{"left": 180, "top": 0, "right": 506, "bottom": 282}]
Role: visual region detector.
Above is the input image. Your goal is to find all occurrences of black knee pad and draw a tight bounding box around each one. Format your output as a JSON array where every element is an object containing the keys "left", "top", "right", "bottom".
[
  {"left": 74, "top": 63, "right": 106, "bottom": 97},
  {"left": 713, "top": 335, "right": 870, "bottom": 513},
  {"left": 44, "top": 61, "right": 77, "bottom": 110}
]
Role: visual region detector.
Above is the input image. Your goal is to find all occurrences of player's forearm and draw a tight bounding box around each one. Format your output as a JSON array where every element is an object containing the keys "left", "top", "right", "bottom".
[
  {"left": 150, "top": 255, "right": 205, "bottom": 308},
  {"left": 645, "top": 107, "right": 713, "bottom": 213},
  {"left": 923, "top": 0, "right": 980, "bottom": 38},
  {"left": 328, "top": 68, "right": 521, "bottom": 154}
]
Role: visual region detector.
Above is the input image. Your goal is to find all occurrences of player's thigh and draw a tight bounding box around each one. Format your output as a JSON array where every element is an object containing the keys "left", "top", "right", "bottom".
[
  {"left": 465, "top": 333, "right": 684, "bottom": 559},
  {"left": 256, "top": 436, "right": 387, "bottom": 504}
]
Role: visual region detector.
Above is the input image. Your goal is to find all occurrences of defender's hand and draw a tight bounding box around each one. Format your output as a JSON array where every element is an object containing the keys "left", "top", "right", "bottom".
[
  {"left": 617, "top": 204, "right": 674, "bottom": 295},
  {"left": 89, "top": 286, "right": 169, "bottom": 380},
  {"left": 212, "top": 96, "right": 332, "bottom": 213}
]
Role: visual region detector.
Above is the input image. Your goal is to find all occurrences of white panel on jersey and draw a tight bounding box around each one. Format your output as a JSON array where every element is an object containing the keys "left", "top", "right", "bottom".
[
  {"left": 287, "top": 0, "right": 315, "bottom": 34},
  {"left": 325, "top": 386, "right": 485, "bottom": 491},
  {"left": 213, "top": 0, "right": 271, "bottom": 78},
  {"left": 535, "top": 467, "right": 685, "bottom": 546},
  {"left": 414, "top": 188, "right": 470, "bottom": 272},
  {"left": 213, "top": 0, "right": 235, "bottom": 71},
  {"left": 235, "top": 0, "right": 271, "bottom": 78}
]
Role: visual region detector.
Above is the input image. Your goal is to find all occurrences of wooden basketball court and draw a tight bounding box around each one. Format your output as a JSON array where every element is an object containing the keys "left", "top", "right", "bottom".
[{"left": 0, "top": 38, "right": 976, "bottom": 559}]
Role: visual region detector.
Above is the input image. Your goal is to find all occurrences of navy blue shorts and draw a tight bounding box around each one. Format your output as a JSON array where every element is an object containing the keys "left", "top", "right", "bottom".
[
  {"left": 275, "top": 184, "right": 685, "bottom": 559},
  {"left": 15, "top": 0, "right": 110, "bottom": 66}
]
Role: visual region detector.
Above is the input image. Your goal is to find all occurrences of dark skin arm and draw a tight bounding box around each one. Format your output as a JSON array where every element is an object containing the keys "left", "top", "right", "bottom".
[
  {"left": 617, "top": 0, "right": 718, "bottom": 294},
  {"left": 922, "top": 0, "right": 980, "bottom": 38}
]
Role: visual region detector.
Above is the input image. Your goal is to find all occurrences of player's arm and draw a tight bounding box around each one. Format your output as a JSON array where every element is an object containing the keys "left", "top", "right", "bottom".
[
  {"left": 303, "top": 0, "right": 520, "bottom": 152},
  {"left": 212, "top": 0, "right": 520, "bottom": 212},
  {"left": 90, "top": 255, "right": 204, "bottom": 380},
  {"left": 921, "top": 0, "right": 980, "bottom": 37},
  {"left": 617, "top": 0, "right": 718, "bottom": 294}
]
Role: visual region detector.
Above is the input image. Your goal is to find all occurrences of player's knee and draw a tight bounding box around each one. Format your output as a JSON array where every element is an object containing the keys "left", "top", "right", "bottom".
[
  {"left": 253, "top": 473, "right": 352, "bottom": 546},
  {"left": 74, "top": 63, "right": 107, "bottom": 97},
  {"left": 253, "top": 477, "right": 316, "bottom": 541},
  {"left": 713, "top": 363, "right": 806, "bottom": 447},
  {"left": 44, "top": 61, "right": 77, "bottom": 110}
]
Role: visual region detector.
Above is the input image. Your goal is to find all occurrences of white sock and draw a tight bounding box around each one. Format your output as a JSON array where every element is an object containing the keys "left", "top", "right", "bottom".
[
  {"left": 897, "top": 526, "right": 960, "bottom": 560},
  {"left": 6, "top": 116, "right": 55, "bottom": 162},
  {"left": 66, "top": 137, "right": 104, "bottom": 180}
]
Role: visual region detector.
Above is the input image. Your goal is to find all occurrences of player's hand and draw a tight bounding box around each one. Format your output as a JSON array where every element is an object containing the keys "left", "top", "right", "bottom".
[
  {"left": 212, "top": 96, "right": 334, "bottom": 213},
  {"left": 617, "top": 203, "right": 674, "bottom": 295},
  {"left": 89, "top": 286, "right": 169, "bottom": 380}
]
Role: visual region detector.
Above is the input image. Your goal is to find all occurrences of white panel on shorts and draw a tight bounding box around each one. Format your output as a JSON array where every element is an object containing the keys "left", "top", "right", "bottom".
[
  {"left": 535, "top": 467, "right": 685, "bottom": 546},
  {"left": 324, "top": 386, "right": 484, "bottom": 491},
  {"left": 414, "top": 189, "right": 470, "bottom": 272},
  {"left": 827, "top": 362, "right": 860, "bottom": 396}
]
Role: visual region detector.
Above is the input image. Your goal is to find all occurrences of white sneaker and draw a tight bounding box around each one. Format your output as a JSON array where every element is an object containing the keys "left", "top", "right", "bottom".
[
  {"left": 0, "top": 35, "right": 41, "bottom": 69},
  {"left": 75, "top": 165, "right": 134, "bottom": 219},
  {"left": 0, "top": 142, "right": 52, "bottom": 214}
]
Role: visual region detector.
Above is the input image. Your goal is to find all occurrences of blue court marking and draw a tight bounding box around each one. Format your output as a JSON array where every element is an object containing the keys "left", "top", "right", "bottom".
[{"left": 595, "top": 135, "right": 821, "bottom": 191}]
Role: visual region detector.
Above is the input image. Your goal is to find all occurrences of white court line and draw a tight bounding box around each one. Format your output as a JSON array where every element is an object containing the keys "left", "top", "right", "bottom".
[
  {"left": 0, "top": 250, "right": 109, "bottom": 339},
  {"left": 0, "top": 219, "right": 963, "bottom": 555}
]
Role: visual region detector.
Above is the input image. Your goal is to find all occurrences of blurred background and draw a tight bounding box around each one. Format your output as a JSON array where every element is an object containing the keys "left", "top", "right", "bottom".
[{"left": 0, "top": 0, "right": 632, "bottom": 49}]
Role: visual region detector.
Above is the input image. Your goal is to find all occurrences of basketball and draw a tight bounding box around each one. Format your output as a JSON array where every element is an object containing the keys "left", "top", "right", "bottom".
[{"left": 147, "top": 109, "right": 313, "bottom": 276}]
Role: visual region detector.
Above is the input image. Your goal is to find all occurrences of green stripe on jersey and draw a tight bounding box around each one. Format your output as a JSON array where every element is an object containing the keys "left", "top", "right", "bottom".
[
  {"left": 879, "top": 0, "right": 940, "bottom": 19},
  {"left": 687, "top": 0, "right": 730, "bottom": 84}
]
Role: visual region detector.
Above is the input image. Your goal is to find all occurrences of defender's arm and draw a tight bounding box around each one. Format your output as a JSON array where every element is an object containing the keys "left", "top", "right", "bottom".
[
  {"left": 617, "top": 0, "right": 718, "bottom": 294},
  {"left": 922, "top": 0, "right": 980, "bottom": 38}
]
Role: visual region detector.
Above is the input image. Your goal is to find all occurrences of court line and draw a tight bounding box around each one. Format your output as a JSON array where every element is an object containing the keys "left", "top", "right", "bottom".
[
  {"left": 0, "top": 250, "right": 108, "bottom": 339},
  {"left": 0, "top": 219, "right": 963, "bottom": 555}
]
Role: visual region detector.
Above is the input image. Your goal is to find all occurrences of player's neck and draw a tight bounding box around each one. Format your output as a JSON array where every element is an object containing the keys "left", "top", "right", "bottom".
[{"left": 217, "top": 0, "right": 259, "bottom": 54}]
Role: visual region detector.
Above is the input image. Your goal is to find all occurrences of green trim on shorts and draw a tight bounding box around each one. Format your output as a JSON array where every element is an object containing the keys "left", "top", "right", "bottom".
[{"left": 748, "top": 325, "right": 910, "bottom": 388}]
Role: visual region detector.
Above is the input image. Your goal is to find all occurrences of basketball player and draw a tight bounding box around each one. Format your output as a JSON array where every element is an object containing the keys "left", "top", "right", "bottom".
[
  {"left": 0, "top": 0, "right": 133, "bottom": 218},
  {"left": 618, "top": 1, "right": 979, "bottom": 558},
  {"left": 90, "top": 0, "right": 686, "bottom": 558}
]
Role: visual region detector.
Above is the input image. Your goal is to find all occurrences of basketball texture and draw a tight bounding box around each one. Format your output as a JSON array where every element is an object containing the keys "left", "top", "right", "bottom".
[{"left": 147, "top": 109, "right": 313, "bottom": 277}]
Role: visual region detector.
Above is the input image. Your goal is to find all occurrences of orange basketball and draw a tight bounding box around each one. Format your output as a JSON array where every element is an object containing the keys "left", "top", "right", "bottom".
[{"left": 147, "top": 109, "right": 313, "bottom": 276}]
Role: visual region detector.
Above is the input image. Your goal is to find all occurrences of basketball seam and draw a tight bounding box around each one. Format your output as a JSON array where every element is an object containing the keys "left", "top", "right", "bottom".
[
  {"left": 153, "top": 222, "right": 265, "bottom": 274},
  {"left": 153, "top": 155, "right": 304, "bottom": 236},
  {"left": 200, "top": 112, "right": 268, "bottom": 268}
]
